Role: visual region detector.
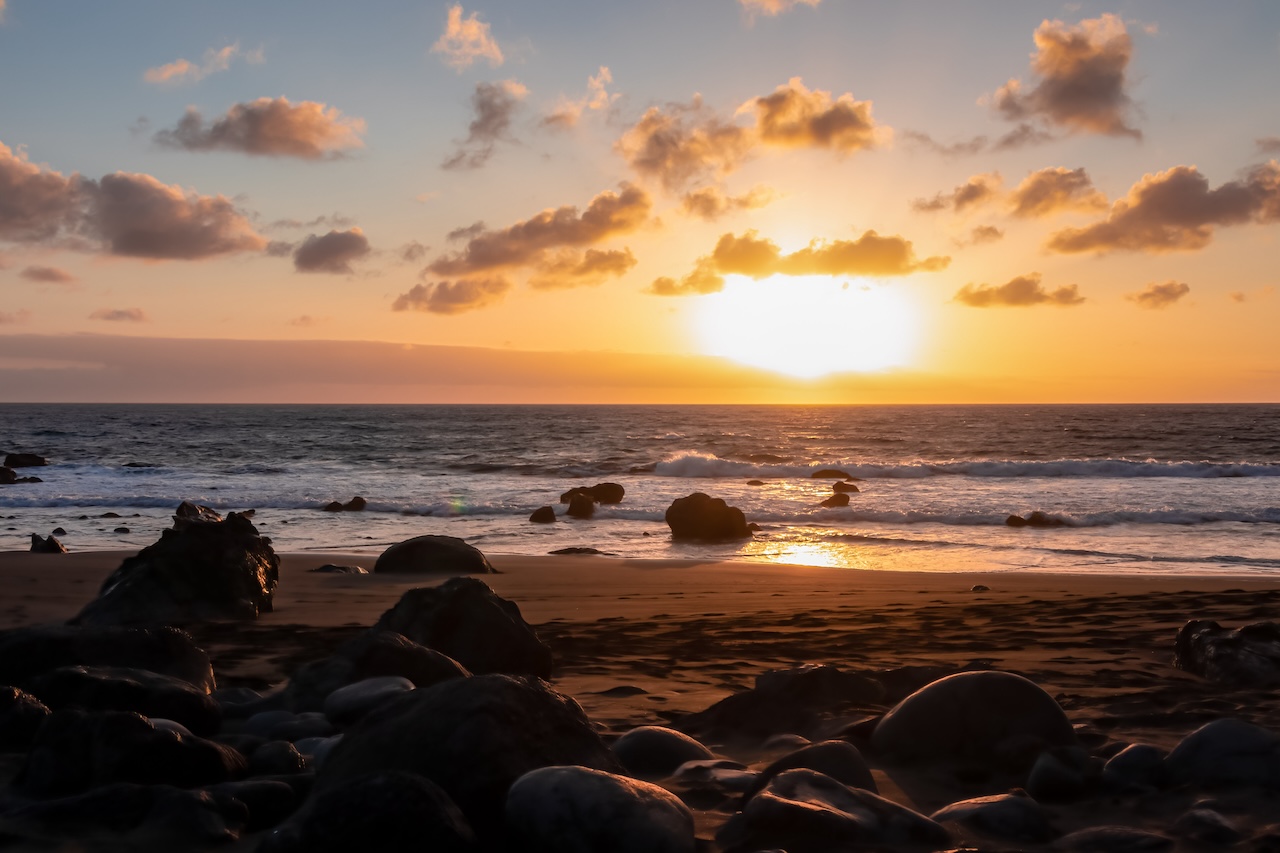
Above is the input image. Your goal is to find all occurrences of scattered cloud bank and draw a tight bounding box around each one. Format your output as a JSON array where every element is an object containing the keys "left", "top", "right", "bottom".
[
  {"left": 915, "top": 166, "right": 1109, "bottom": 219},
  {"left": 19, "top": 265, "right": 76, "bottom": 284},
  {"left": 292, "top": 228, "right": 371, "bottom": 274},
  {"left": 143, "top": 42, "right": 264, "bottom": 86},
  {"left": 544, "top": 67, "right": 617, "bottom": 129},
  {"left": 432, "top": 5, "right": 503, "bottom": 71},
  {"left": 990, "top": 14, "right": 1141, "bottom": 140},
  {"left": 954, "top": 273, "right": 1084, "bottom": 307},
  {"left": 442, "top": 80, "right": 528, "bottom": 170},
  {"left": 901, "top": 131, "right": 988, "bottom": 158},
  {"left": 90, "top": 307, "right": 148, "bottom": 322},
  {"left": 392, "top": 278, "right": 512, "bottom": 314},
  {"left": 154, "top": 98, "right": 366, "bottom": 160},
  {"left": 1128, "top": 280, "right": 1190, "bottom": 309},
  {"left": 0, "top": 310, "right": 30, "bottom": 324}
]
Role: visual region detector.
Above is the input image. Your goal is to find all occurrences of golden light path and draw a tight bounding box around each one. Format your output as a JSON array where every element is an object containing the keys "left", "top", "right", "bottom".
[{"left": 691, "top": 275, "right": 920, "bottom": 378}]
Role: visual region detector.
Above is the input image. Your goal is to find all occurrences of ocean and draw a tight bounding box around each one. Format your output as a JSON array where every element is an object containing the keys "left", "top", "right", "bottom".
[{"left": 2, "top": 403, "right": 1278, "bottom": 575}]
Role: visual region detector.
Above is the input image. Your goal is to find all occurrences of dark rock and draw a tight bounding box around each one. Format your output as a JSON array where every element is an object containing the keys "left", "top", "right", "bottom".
[
  {"left": 1174, "top": 808, "right": 1242, "bottom": 844},
  {"left": 372, "top": 578, "right": 551, "bottom": 678},
  {"left": 0, "top": 465, "right": 15, "bottom": 484},
  {"left": 748, "top": 739, "right": 878, "bottom": 800},
  {"left": 322, "top": 501, "right": 343, "bottom": 512},
  {"left": 206, "top": 778, "right": 302, "bottom": 831},
  {"left": 560, "top": 482, "right": 626, "bottom": 504},
  {"left": 114, "top": 526, "right": 130, "bottom": 533},
  {"left": 746, "top": 479, "right": 765, "bottom": 486},
  {"left": 261, "top": 770, "right": 477, "bottom": 853},
  {"left": 30, "top": 532, "right": 67, "bottom": 553},
  {"left": 0, "top": 624, "right": 216, "bottom": 692},
  {"left": 307, "top": 563, "right": 367, "bottom": 574},
  {"left": 665, "top": 492, "right": 751, "bottom": 541},
  {"left": 1026, "top": 746, "right": 1095, "bottom": 801},
  {"left": 930, "top": 791, "right": 1056, "bottom": 843},
  {"left": 264, "top": 711, "right": 334, "bottom": 742},
  {"left": 0, "top": 685, "right": 51, "bottom": 751},
  {"left": 317, "top": 674, "right": 619, "bottom": 838},
  {"left": 871, "top": 670, "right": 1075, "bottom": 766},
  {"left": 102, "top": 512, "right": 123, "bottom": 517},
  {"left": 718, "top": 768, "right": 951, "bottom": 853},
  {"left": 373, "top": 534, "right": 494, "bottom": 574},
  {"left": 1102, "top": 743, "right": 1167, "bottom": 791},
  {"left": 506, "top": 765, "right": 695, "bottom": 853},
  {"left": 1165, "top": 717, "right": 1280, "bottom": 788},
  {"left": 250, "top": 741, "right": 309, "bottom": 776},
  {"left": 323, "top": 496, "right": 366, "bottom": 512},
  {"left": 549, "top": 546, "right": 607, "bottom": 555},
  {"left": 1055, "top": 826, "right": 1173, "bottom": 852},
  {"left": 529, "top": 505, "right": 557, "bottom": 523},
  {"left": 27, "top": 665, "right": 222, "bottom": 736},
  {"left": 611, "top": 725, "right": 715, "bottom": 779},
  {"left": 52, "top": 526, "right": 67, "bottom": 535},
  {"left": 832, "top": 481, "right": 860, "bottom": 493},
  {"left": 284, "top": 630, "right": 468, "bottom": 712},
  {"left": 566, "top": 491, "right": 596, "bottom": 519},
  {"left": 6, "top": 452, "right": 48, "bottom": 467},
  {"left": 972, "top": 584, "right": 991, "bottom": 592},
  {"left": 72, "top": 507, "right": 278, "bottom": 626},
  {"left": 810, "top": 469, "right": 853, "bottom": 479},
  {"left": 322, "top": 675, "right": 415, "bottom": 727},
  {"left": 16, "top": 709, "right": 247, "bottom": 797},
  {"left": 1006, "top": 511, "right": 1068, "bottom": 528},
  {"left": 1175, "top": 619, "right": 1280, "bottom": 687},
  {"left": 819, "top": 493, "right": 850, "bottom": 508}
]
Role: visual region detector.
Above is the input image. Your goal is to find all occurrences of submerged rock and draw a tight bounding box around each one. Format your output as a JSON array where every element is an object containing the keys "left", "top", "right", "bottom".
[
  {"left": 5, "top": 452, "right": 49, "bottom": 467},
  {"left": 560, "top": 482, "right": 626, "bottom": 505}
]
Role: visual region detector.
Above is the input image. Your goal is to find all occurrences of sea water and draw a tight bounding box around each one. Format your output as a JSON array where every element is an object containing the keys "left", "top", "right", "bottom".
[{"left": 1, "top": 404, "right": 1277, "bottom": 575}]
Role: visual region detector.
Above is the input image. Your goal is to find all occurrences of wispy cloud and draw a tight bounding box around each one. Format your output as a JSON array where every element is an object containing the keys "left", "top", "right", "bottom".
[
  {"left": 442, "top": 80, "right": 527, "bottom": 170},
  {"left": 19, "top": 265, "right": 77, "bottom": 285},
  {"left": 739, "top": 0, "right": 820, "bottom": 19},
  {"left": 89, "top": 307, "right": 148, "bottom": 322},
  {"left": 681, "top": 185, "right": 776, "bottom": 221},
  {"left": 1127, "top": 281, "right": 1190, "bottom": 309},
  {"left": 954, "top": 273, "right": 1084, "bottom": 307},
  {"left": 432, "top": 5, "right": 503, "bottom": 71},
  {"left": 154, "top": 98, "right": 366, "bottom": 160},
  {"left": 543, "top": 67, "right": 617, "bottom": 129},
  {"left": 143, "top": 42, "right": 264, "bottom": 86}
]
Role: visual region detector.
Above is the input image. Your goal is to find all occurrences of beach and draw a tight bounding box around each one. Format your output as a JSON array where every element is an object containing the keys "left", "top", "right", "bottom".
[{"left": 4, "top": 547, "right": 1280, "bottom": 850}]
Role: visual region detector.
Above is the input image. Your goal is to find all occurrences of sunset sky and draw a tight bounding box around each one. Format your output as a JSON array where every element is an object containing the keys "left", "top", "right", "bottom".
[{"left": 2, "top": 1, "right": 1278, "bottom": 402}]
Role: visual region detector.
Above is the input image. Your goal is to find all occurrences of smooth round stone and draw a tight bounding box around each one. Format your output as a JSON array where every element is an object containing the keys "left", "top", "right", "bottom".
[
  {"left": 323, "top": 676, "right": 415, "bottom": 726},
  {"left": 296, "top": 733, "right": 344, "bottom": 769},
  {"left": 610, "top": 725, "right": 714, "bottom": 779},
  {"left": 149, "top": 718, "right": 193, "bottom": 737},
  {"left": 244, "top": 710, "right": 297, "bottom": 739}
]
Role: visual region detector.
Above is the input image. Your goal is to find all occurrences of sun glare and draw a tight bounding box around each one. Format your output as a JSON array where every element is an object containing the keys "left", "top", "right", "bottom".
[{"left": 692, "top": 275, "right": 920, "bottom": 378}]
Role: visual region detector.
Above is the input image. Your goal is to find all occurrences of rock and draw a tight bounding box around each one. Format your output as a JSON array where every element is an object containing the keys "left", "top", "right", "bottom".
[
  {"left": 0, "top": 624, "right": 216, "bottom": 693},
  {"left": 114, "top": 526, "right": 131, "bottom": 533},
  {"left": 283, "top": 630, "right": 468, "bottom": 712},
  {"left": 871, "top": 670, "right": 1075, "bottom": 766},
  {"left": 1165, "top": 717, "right": 1280, "bottom": 788},
  {"left": 819, "top": 493, "right": 850, "bottom": 508},
  {"left": 72, "top": 507, "right": 278, "bottom": 626},
  {"left": 6, "top": 452, "right": 48, "bottom": 467},
  {"left": 930, "top": 791, "right": 1056, "bottom": 843},
  {"left": 30, "top": 532, "right": 67, "bottom": 553},
  {"left": 611, "top": 726, "right": 715, "bottom": 779},
  {"left": 832, "top": 481, "right": 860, "bottom": 493},
  {"left": 810, "top": 469, "right": 853, "bottom": 479},
  {"left": 549, "top": 547, "right": 607, "bottom": 555},
  {"left": 671, "top": 759, "right": 757, "bottom": 792},
  {"left": 322, "top": 501, "right": 343, "bottom": 512},
  {"left": 1026, "top": 746, "right": 1095, "bottom": 801},
  {"left": 1175, "top": 808, "right": 1242, "bottom": 844},
  {"left": 261, "top": 770, "right": 477, "bottom": 853},
  {"left": 0, "top": 465, "right": 16, "bottom": 484},
  {"left": 560, "top": 483, "right": 626, "bottom": 505},
  {"left": 372, "top": 578, "right": 552, "bottom": 678},
  {"left": 16, "top": 709, "right": 247, "bottom": 797},
  {"left": 529, "top": 505, "right": 557, "bottom": 523},
  {"left": 1006, "top": 511, "right": 1068, "bottom": 528},
  {"left": 0, "top": 685, "right": 51, "bottom": 751},
  {"left": 322, "top": 676, "right": 415, "bottom": 727},
  {"left": 506, "top": 765, "right": 695, "bottom": 853},
  {"left": 1054, "top": 826, "right": 1173, "bottom": 852},
  {"left": 566, "top": 492, "right": 596, "bottom": 519},
  {"left": 664, "top": 492, "right": 751, "bottom": 541},
  {"left": 27, "top": 665, "right": 222, "bottom": 736},
  {"left": 307, "top": 563, "right": 367, "bottom": 574},
  {"left": 52, "top": 526, "right": 67, "bottom": 535},
  {"left": 1174, "top": 620, "right": 1280, "bottom": 687},
  {"left": 206, "top": 778, "right": 302, "bottom": 832},
  {"left": 972, "top": 584, "right": 991, "bottom": 592},
  {"left": 317, "top": 674, "right": 619, "bottom": 839},
  {"left": 373, "top": 534, "right": 495, "bottom": 574},
  {"left": 748, "top": 740, "right": 877, "bottom": 800},
  {"left": 1102, "top": 743, "right": 1167, "bottom": 791},
  {"left": 718, "top": 768, "right": 951, "bottom": 853},
  {"left": 746, "top": 479, "right": 765, "bottom": 486},
  {"left": 323, "top": 496, "right": 366, "bottom": 512},
  {"left": 250, "top": 741, "right": 309, "bottom": 776}
]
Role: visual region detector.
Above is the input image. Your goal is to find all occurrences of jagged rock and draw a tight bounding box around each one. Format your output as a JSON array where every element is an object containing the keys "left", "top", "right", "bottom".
[
  {"left": 0, "top": 686, "right": 51, "bottom": 751},
  {"left": 747, "top": 740, "right": 877, "bottom": 800},
  {"left": 529, "top": 505, "right": 557, "bottom": 523},
  {"left": 27, "top": 665, "right": 221, "bottom": 736},
  {"left": 1174, "top": 620, "right": 1280, "bottom": 687},
  {"left": 560, "top": 482, "right": 626, "bottom": 505},
  {"left": 665, "top": 492, "right": 751, "bottom": 541},
  {"left": 373, "top": 534, "right": 494, "bottom": 574},
  {"left": 30, "top": 532, "right": 67, "bottom": 553},
  {"left": 5, "top": 452, "right": 48, "bottom": 467},
  {"left": 832, "top": 481, "right": 860, "bottom": 493},
  {"left": 566, "top": 492, "right": 596, "bottom": 519},
  {"left": 72, "top": 507, "right": 278, "bottom": 626},
  {"left": 506, "top": 765, "right": 695, "bottom": 853},
  {"left": 611, "top": 726, "right": 714, "bottom": 779},
  {"left": 871, "top": 671, "right": 1075, "bottom": 766},
  {"left": 284, "top": 630, "right": 468, "bottom": 712},
  {"left": 930, "top": 791, "right": 1057, "bottom": 843},
  {"left": 0, "top": 625, "right": 216, "bottom": 693},
  {"left": 372, "top": 578, "right": 551, "bottom": 678},
  {"left": 819, "top": 493, "right": 850, "bottom": 508},
  {"left": 1165, "top": 718, "right": 1280, "bottom": 789}
]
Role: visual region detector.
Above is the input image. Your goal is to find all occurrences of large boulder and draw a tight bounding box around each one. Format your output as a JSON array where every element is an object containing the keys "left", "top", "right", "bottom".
[
  {"left": 317, "top": 674, "right": 620, "bottom": 838},
  {"left": 373, "top": 535, "right": 494, "bottom": 575},
  {"left": 529, "top": 506, "right": 557, "bottom": 524},
  {"left": 747, "top": 740, "right": 877, "bottom": 800},
  {"left": 0, "top": 625, "right": 216, "bottom": 693},
  {"left": 30, "top": 533, "right": 67, "bottom": 553},
  {"left": 27, "top": 665, "right": 222, "bottom": 736},
  {"left": 565, "top": 492, "right": 595, "bottom": 520},
  {"left": 372, "top": 578, "right": 552, "bottom": 679},
  {"left": 506, "top": 765, "right": 695, "bottom": 853},
  {"left": 610, "top": 726, "right": 715, "bottom": 779},
  {"left": 664, "top": 492, "right": 751, "bottom": 541},
  {"left": 870, "top": 670, "right": 1075, "bottom": 766},
  {"left": 560, "top": 483, "right": 626, "bottom": 505},
  {"left": 72, "top": 506, "right": 278, "bottom": 626},
  {"left": 929, "top": 792, "right": 1057, "bottom": 844},
  {"left": 1174, "top": 620, "right": 1280, "bottom": 687},
  {"left": 5, "top": 452, "right": 48, "bottom": 467}
]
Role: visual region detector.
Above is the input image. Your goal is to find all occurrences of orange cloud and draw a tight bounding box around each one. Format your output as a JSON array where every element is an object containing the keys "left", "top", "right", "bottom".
[
  {"left": 1127, "top": 281, "right": 1190, "bottom": 309},
  {"left": 966, "top": 225, "right": 1005, "bottom": 245},
  {"left": 746, "top": 77, "right": 881, "bottom": 154},
  {"left": 154, "top": 98, "right": 366, "bottom": 160},
  {"left": 616, "top": 98, "right": 755, "bottom": 191},
  {"left": 739, "top": 0, "right": 820, "bottom": 17},
  {"left": 543, "top": 67, "right": 617, "bottom": 129},
  {"left": 1047, "top": 162, "right": 1280, "bottom": 254},
  {"left": 528, "top": 248, "right": 637, "bottom": 290},
  {"left": 442, "top": 80, "right": 528, "bottom": 170},
  {"left": 143, "top": 42, "right": 263, "bottom": 86},
  {"left": 1259, "top": 137, "right": 1280, "bottom": 155},
  {"left": 681, "top": 185, "right": 775, "bottom": 221},
  {"left": 954, "top": 273, "right": 1084, "bottom": 307},
  {"left": 392, "top": 278, "right": 512, "bottom": 314},
  {"left": 900, "top": 130, "right": 988, "bottom": 158},
  {"left": 19, "top": 265, "right": 76, "bottom": 284},
  {"left": 912, "top": 173, "right": 1002, "bottom": 213},
  {"left": 0, "top": 142, "right": 80, "bottom": 242},
  {"left": 293, "top": 228, "right": 371, "bottom": 274},
  {"left": 432, "top": 5, "right": 503, "bottom": 71},
  {"left": 89, "top": 307, "right": 148, "bottom": 322},
  {"left": 1009, "top": 167, "right": 1108, "bottom": 217},
  {"left": 991, "top": 14, "right": 1140, "bottom": 139}
]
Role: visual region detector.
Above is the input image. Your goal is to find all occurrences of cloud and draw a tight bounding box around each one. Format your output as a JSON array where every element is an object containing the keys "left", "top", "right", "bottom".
[
  {"left": 143, "top": 42, "right": 263, "bottom": 86},
  {"left": 447, "top": 222, "right": 486, "bottom": 241},
  {"left": 653, "top": 229, "right": 949, "bottom": 296},
  {"left": 400, "top": 241, "right": 429, "bottom": 263},
  {"left": 0, "top": 142, "right": 80, "bottom": 242},
  {"left": 992, "top": 122, "right": 1057, "bottom": 150},
  {"left": 1009, "top": 166, "right": 1108, "bottom": 217},
  {"left": 292, "top": 228, "right": 371, "bottom": 274},
  {"left": 900, "top": 131, "right": 988, "bottom": 158},
  {"left": 1127, "top": 280, "right": 1190, "bottom": 309},
  {"left": 432, "top": 5, "right": 503, "bottom": 71},
  {"left": 442, "top": 80, "right": 528, "bottom": 170},
  {"left": 739, "top": 0, "right": 820, "bottom": 17},
  {"left": 912, "top": 173, "right": 1002, "bottom": 213},
  {"left": 0, "top": 310, "right": 31, "bottom": 325},
  {"left": 154, "top": 98, "right": 366, "bottom": 160},
  {"left": 288, "top": 315, "right": 325, "bottom": 327},
  {"left": 745, "top": 77, "right": 881, "bottom": 154},
  {"left": 681, "top": 185, "right": 776, "bottom": 220},
  {"left": 392, "top": 278, "right": 512, "bottom": 314},
  {"left": 954, "top": 273, "right": 1084, "bottom": 307},
  {"left": 266, "top": 213, "right": 355, "bottom": 232},
  {"left": 265, "top": 240, "right": 294, "bottom": 257},
  {"left": 616, "top": 97, "right": 756, "bottom": 191},
  {"left": 19, "top": 265, "right": 76, "bottom": 284},
  {"left": 990, "top": 14, "right": 1141, "bottom": 138},
  {"left": 1257, "top": 137, "right": 1280, "bottom": 155},
  {"left": 429, "top": 183, "right": 651, "bottom": 275},
  {"left": 544, "top": 66, "right": 617, "bottom": 129},
  {"left": 1047, "top": 161, "right": 1280, "bottom": 254},
  {"left": 0, "top": 1, "right": 6, "bottom": 23},
  {"left": 527, "top": 248, "right": 637, "bottom": 289},
  {"left": 90, "top": 307, "right": 148, "bottom": 322},
  {"left": 966, "top": 225, "right": 1005, "bottom": 245}
]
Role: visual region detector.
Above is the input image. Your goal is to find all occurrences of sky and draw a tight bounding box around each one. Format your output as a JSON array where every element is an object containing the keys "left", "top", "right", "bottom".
[{"left": 1, "top": 0, "right": 1278, "bottom": 403}]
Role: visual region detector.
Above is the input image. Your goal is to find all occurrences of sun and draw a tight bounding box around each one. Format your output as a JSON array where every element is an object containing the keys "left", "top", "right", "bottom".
[{"left": 691, "top": 275, "right": 920, "bottom": 378}]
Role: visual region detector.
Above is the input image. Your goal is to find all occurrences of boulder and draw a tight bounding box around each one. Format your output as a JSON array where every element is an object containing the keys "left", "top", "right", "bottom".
[
  {"left": 560, "top": 483, "right": 626, "bottom": 505},
  {"left": 0, "top": 686, "right": 51, "bottom": 751},
  {"left": 1174, "top": 620, "right": 1280, "bottom": 687},
  {"left": 819, "top": 493, "right": 850, "bottom": 508},
  {"left": 322, "top": 496, "right": 367, "bottom": 512},
  {"left": 810, "top": 469, "right": 853, "bottom": 479},
  {"left": 529, "top": 506, "right": 557, "bottom": 524},
  {"left": 372, "top": 578, "right": 552, "bottom": 679},
  {"left": 1102, "top": 743, "right": 1168, "bottom": 791},
  {"left": 27, "top": 665, "right": 222, "bottom": 736},
  {"left": 506, "top": 765, "right": 695, "bottom": 853},
  {"left": 1165, "top": 718, "right": 1280, "bottom": 788},
  {"left": 747, "top": 740, "right": 877, "bottom": 800},
  {"left": 870, "top": 670, "right": 1075, "bottom": 766},
  {"left": 610, "top": 726, "right": 715, "bottom": 779},
  {"left": 322, "top": 676, "right": 416, "bottom": 727},
  {"left": 0, "top": 625, "right": 216, "bottom": 693},
  {"left": 1006, "top": 511, "right": 1068, "bottom": 528},
  {"left": 249, "top": 740, "right": 308, "bottom": 776},
  {"left": 717, "top": 768, "right": 950, "bottom": 853},
  {"left": 566, "top": 492, "right": 596, "bottom": 519},
  {"left": 30, "top": 533, "right": 67, "bottom": 553},
  {"left": 1025, "top": 746, "right": 1095, "bottom": 801},
  {"left": 1055, "top": 826, "right": 1173, "bottom": 853},
  {"left": 174, "top": 500, "right": 223, "bottom": 525},
  {"left": 1174, "top": 808, "right": 1242, "bottom": 845},
  {"left": 72, "top": 507, "right": 278, "bottom": 626},
  {"left": 832, "top": 481, "right": 860, "bottom": 493},
  {"left": 929, "top": 792, "right": 1056, "bottom": 843},
  {"left": 5, "top": 452, "right": 48, "bottom": 467},
  {"left": 206, "top": 778, "right": 302, "bottom": 832},
  {"left": 0, "top": 466, "right": 15, "bottom": 484},
  {"left": 664, "top": 492, "right": 751, "bottom": 541},
  {"left": 373, "top": 534, "right": 494, "bottom": 575},
  {"left": 317, "top": 674, "right": 620, "bottom": 838}
]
